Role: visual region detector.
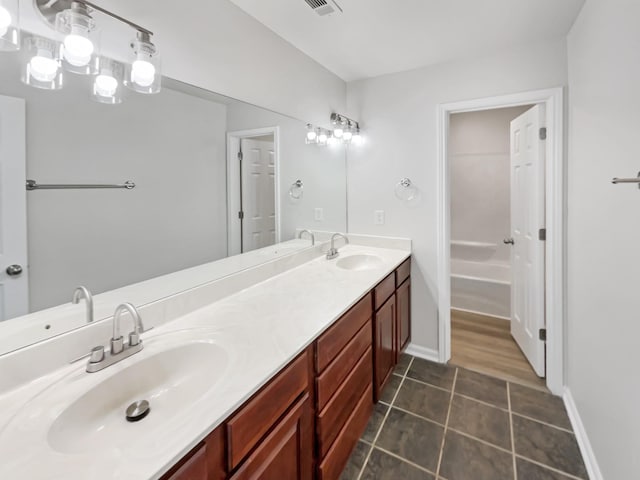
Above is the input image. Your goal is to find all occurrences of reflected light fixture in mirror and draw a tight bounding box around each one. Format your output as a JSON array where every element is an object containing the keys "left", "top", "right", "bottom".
[
  {"left": 20, "top": 34, "right": 63, "bottom": 90},
  {"left": 306, "top": 113, "right": 363, "bottom": 147},
  {"left": 91, "top": 57, "right": 124, "bottom": 104},
  {"left": 55, "top": 1, "right": 99, "bottom": 75},
  {"left": 305, "top": 123, "right": 317, "bottom": 144},
  {"left": 0, "top": 0, "right": 19, "bottom": 51},
  {"left": 125, "top": 31, "right": 161, "bottom": 94}
]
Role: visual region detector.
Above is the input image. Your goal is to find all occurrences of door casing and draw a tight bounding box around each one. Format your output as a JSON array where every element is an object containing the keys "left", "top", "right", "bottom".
[{"left": 436, "top": 88, "right": 564, "bottom": 394}]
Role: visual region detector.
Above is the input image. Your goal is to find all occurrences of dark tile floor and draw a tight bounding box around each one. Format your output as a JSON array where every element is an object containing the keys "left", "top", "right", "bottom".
[{"left": 341, "top": 355, "right": 587, "bottom": 480}]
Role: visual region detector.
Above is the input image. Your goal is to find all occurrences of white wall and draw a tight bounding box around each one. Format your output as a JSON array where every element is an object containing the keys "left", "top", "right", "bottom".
[
  {"left": 0, "top": 56, "right": 228, "bottom": 312},
  {"left": 567, "top": 1, "right": 640, "bottom": 478},
  {"left": 226, "top": 103, "right": 347, "bottom": 240},
  {"left": 346, "top": 39, "right": 568, "bottom": 351},
  {"left": 450, "top": 106, "right": 529, "bottom": 263}
]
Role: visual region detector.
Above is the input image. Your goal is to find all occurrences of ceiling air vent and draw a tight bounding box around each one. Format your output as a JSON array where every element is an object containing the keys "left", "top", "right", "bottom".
[{"left": 304, "top": 0, "right": 343, "bottom": 16}]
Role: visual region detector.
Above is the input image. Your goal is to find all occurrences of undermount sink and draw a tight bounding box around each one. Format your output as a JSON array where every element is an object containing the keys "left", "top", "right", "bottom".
[
  {"left": 336, "top": 254, "right": 384, "bottom": 271},
  {"left": 47, "top": 341, "right": 228, "bottom": 454}
]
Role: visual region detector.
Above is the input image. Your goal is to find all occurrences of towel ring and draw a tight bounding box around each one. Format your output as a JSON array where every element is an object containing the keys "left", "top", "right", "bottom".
[
  {"left": 289, "top": 179, "right": 304, "bottom": 199},
  {"left": 395, "top": 178, "right": 417, "bottom": 201}
]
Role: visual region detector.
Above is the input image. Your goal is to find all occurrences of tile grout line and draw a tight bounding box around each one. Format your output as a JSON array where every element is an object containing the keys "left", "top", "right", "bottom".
[
  {"left": 354, "top": 356, "right": 414, "bottom": 480},
  {"left": 373, "top": 446, "right": 437, "bottom": 477},
  {"left": 435, "top": 367, "right": 458, "bottom": 479},
  {"left": 514, "top": 454, "right": 587, "bottom": 480},
  {"left": 508, "top": 382, "right": 518, "bottom": 480}
]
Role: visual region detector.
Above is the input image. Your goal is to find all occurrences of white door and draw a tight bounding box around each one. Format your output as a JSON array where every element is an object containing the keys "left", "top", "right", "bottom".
[
  {"left": 509, "top": 104, "right": 546, "bottom": 377},
  {"left": 241, "top": 137, "right": 276, "bottom": 252},
  {"left": 0, "top": 95, "right": 29, "bottom": 320}
]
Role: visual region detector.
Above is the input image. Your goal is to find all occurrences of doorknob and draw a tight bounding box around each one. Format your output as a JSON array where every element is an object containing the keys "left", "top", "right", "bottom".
[
  {"left": 503, "top": 238, "right": 515, "bottom": 245},
  {"left": 6, "top": 264, "right": 23, "bottom": 276}
]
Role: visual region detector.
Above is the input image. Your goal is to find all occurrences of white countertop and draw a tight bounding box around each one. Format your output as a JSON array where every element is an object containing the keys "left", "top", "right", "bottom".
[{"left": 0, "top": 244, "right": 410, "bottom": 480}]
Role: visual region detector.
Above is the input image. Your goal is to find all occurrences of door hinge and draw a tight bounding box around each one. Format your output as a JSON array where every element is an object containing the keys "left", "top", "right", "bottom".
[
  {"left": 539, "top": 328, "right": 547, "bottom": 341},
  {"left": 237, "top": 151, "right": 243, "bottom": 161},
  {"left": 539, "top": 127, "right": 547, "bottom": 140},
  {"left": 539, "top": 228, "right": 546, "bottom": 241},
  {"left": 238, "top": 211, "right": 244, "bottom": 220}
]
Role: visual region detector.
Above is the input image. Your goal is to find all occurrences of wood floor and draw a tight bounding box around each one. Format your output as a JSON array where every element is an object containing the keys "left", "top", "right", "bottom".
[{"left": 450, "top": 309, "right": 547, "bottom": 390}]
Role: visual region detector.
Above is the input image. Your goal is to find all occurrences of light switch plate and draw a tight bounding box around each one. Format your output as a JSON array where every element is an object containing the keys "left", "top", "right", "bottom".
[
  {"left": 314, "top": 208, "right": 324, "bottom": 221},
  {"left": 374, "top": 210, "right": 385, "bottom": 225}
]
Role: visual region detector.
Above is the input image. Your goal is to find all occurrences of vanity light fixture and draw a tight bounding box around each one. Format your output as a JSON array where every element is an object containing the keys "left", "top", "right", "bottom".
[
  {"left": 0, "top": 0, "right": 19, "bottom": 51},
  {"left": 55, "top": 1, "right": 99, "bottom": 75},
  {"left": 305, "top": 115, "right": 364, "bottom": 147}
]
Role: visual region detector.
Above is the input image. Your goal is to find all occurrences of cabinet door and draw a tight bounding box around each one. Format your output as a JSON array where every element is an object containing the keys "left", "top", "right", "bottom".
[
  {"left": 162, "top": 443, "right": 208, "bottom": 480},
  {"left": 396, "top": 278, "right": 411, "bottom": 354},
  {"left": 230, "top": 394, "right": 313, "bottom": 480},
  {"left": 374, "top": 295, "right": 396, "bottom": 400}
]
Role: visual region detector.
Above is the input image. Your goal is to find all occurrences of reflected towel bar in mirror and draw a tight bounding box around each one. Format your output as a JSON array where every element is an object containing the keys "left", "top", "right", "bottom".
[{"left": 26, "top": 180, "right": 136, "bottom": 191}]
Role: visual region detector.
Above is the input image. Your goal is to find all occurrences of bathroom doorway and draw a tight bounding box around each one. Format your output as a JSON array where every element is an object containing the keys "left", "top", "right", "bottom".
[
  {"left": 226, "top": 127, "right": 281, "bottom": 255},
  {"left": 448, "top": 105, "right": 544, "bottom": 388},
  {"left": 436, "top": 88, "right": 565, "bottom": 394}
]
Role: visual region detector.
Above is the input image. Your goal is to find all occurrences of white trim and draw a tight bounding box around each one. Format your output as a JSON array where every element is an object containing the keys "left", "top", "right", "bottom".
[
  {"left": 451, "top": 307, "right": 511, "bottom": 322},
  {"left": 436, "top": 87, "right": 565, "bottom": 394},
  {"left": 226, "top": 127, "right": 281, "bottom": 256},
  {"left": 404, "top": 343, "right": 440, "bottom": 363},
  {"left": 563, "top": 388, "right": 603, "bottom": 480}
]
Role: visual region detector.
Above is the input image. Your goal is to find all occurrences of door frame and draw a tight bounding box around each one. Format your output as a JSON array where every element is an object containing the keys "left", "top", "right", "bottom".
[
  {"left": 226, "top": 127, "right": 281, "bottom": 256},
  {"left": 436, "top": 87, "right": 564, "bottom": 394}
]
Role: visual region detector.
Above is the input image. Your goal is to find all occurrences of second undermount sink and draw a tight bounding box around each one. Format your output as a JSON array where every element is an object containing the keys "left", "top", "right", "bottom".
[
  {"left": 47, "top": 341, "right": 228, "bottom": 454},
  {"left": 336, "top": 254, "right": 384, "bottom": 271}
]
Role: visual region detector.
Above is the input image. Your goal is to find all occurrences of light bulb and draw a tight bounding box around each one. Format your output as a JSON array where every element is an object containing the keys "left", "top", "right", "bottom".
[
  {"left": 94, "top": 73, "right": 118, "bottom": 97},
  {"left": 333, "top": 127, "right": 344, "bottom": 138},
  {"left": 318, "top": 133, "right": 328, "bottom": 145},
  {"left": 306, "top": 131, "right": 317, "bottom": 141},
  {"left": 63, "top": 33, "right": 94, "bottom": 67},
  {"left": 131, "top": 59, "right": 155, "bottom": 87},
  {"left": 352, "top": 133, "right": 364, "bottom": 146},
  {"left": 29, "top": 50, "right": 59, "bottom": 82},
  {"left": 343, "top": 130, "right": 353, "bottom": 142},
  {"left": 0, "top": 6, "right": 11, "bottom": 37}
]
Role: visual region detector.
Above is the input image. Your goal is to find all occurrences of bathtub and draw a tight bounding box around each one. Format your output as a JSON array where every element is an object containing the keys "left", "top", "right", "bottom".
[{"left": 450, "top": 241, "right": 511, "bottom": 319}]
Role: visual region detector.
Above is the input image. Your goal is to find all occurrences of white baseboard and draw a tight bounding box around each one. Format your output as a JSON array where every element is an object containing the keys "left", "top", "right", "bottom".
[
  {"left": 563, "top": 388, "right": 603, "bottom": 480},
  {"left": 404, "top": 343, "right": 440, "bottom": 363}
]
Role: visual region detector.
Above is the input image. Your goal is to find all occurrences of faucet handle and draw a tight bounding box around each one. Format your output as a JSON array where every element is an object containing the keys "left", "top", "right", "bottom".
[
  {"left": 89, "top": 345, "right": 105, "bottom": 363},
  {"left": 129, "top": 325, "right": 153, "bottom": 347}
]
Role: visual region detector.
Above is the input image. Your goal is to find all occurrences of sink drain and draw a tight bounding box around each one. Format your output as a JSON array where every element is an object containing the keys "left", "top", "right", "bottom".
[{"left": 126, "top": 400, "right": 150, "bottom": 422}]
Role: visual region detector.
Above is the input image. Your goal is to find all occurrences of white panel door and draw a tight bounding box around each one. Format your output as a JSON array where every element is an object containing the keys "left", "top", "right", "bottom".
[
  {"left": 0, "top": 95, "right": 29, "bottom": 321},
  {"left": 509, "top": 104, "right": 545, "bottom": 377},
  {"left": 241, "top": 138, "right": 276, "bottom": 252}
]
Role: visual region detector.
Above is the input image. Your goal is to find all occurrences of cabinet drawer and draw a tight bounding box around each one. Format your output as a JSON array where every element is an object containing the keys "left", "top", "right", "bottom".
[
  {"left": 162, "top": 443, "right": 207, "bottom": 480},
  {"left": 227, "top": 350, "right": 309, "bottom": 470},
  {"left": 316, "top": 347, "right": 372, "bottom": 458},
  {"left": 316, "top": 293, "right": 372, "bottom": 373},
  {"left": 318, "top": 384, "right": 374, "bottom": 480},
  {"left": 316, "top": 320, "right": 371, "bottom": 411},
  {"left": 395, "top": 258, "right": 411, "bottom": 287},
  {"left": 374, "top": 273, "right": 395, "bottom": 311},
  {"left": 230, "top": 394, "right": 313, "bottom": 480}
]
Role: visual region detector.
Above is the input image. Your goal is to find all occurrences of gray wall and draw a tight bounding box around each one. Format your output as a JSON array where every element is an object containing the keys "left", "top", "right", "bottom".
[
  {"left": 567, "top": 0, "right": 640, "bottom": 477},
  {"left": 0, "top": 57, "right": 228, "bottom": 311}
]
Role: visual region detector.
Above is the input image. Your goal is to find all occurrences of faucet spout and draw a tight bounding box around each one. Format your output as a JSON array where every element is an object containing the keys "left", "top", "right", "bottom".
[
  {"left": 111, "top": 303, "right": 144, "bottom": 354},
  {"left": 327, "top": 233, "right": 349, "bottom": 260},
  {"left": 298, "top": 229, "right": 315, "bottom": 245},
  {"left": 72, "top": 286, "right": 94, "bottom": 323}
]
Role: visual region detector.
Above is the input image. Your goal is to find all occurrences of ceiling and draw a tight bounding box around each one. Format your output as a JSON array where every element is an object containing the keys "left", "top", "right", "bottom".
[{"left": 228, "top": 0, "right": 585, "bottom": 82}]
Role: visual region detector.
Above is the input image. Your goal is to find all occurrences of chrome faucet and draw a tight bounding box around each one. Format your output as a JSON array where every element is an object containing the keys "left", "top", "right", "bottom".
[
  {"left": 326, "top": 233, "right": 349, "bottom": 260},
  {"left": 72, "top": 286, "right": 94, "bottom": 323},
  {"left": 86, "top": 302, "right": 147, "bottom": 373},
  {"left": 298, "top": 229, "right": 315, "bottom": 246}
]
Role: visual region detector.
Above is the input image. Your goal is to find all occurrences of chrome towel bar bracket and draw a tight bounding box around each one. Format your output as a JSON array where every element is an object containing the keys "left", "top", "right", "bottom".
[{"left": 611, "top": 171, "right": 640, "bottom": 189}]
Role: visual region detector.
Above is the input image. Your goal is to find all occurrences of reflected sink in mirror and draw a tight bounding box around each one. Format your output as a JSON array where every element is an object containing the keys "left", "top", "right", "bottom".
[
  {"left": 336, "top": 254, "right": 384, "bottom": 271},
  {"left": 47, "top": 341, "right": 228, "bottom": 454}
]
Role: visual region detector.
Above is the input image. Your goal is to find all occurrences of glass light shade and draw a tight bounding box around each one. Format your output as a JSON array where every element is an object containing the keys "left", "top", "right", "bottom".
[
  {"left": 0, "top": 0, "right": 19, "bottom": 51},
  {"left": 333, "top": 127, "right": 343, "bottom": 138},
  {"left": 305, "top": 124, "right": 317, "bottom": 144},
  {"left": 124, "top": 32, "right": 161, "bottom": 94},
  {"left": 21, "top": 35, "right": 63, "bottom": 90},
  {"left": 352, "top": 131, "right": 364, "bottom": 146},
  {"left": 91, "top": 58, "right": 124, "bottom": 105},
  {"left": 55, "top": 2, "right": 100, "bottom": 75},
  {"left": 317, "top": 132, "right": 328, "bottom": 146},
  {"left": 342, "top": 129, "right": 353, "bottom": 143},
  {"left": 327, "top": 134, "right": 339, "bottom": 146}
]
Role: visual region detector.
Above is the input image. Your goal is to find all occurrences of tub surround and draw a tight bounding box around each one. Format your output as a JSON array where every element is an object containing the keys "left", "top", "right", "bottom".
[{"left": 0, "top": 239, "right": 410, "bottom": 479}]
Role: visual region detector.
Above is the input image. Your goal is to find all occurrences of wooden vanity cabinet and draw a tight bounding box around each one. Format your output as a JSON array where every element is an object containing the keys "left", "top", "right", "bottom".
[{"left": 161, "top": 427, "right": 224, "bottom": 480}]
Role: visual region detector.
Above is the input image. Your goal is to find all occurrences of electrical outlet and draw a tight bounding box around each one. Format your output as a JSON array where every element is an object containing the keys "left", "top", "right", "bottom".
[
  {"left": 314, "top": 208, "right": 324, "bottom": 221},
  {"left": 374, "top": 210, "right": 385, "bottom": 225}
]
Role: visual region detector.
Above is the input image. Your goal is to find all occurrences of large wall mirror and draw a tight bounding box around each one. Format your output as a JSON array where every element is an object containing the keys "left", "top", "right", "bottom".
[{"left": 0, "top": 53, "right": 347, "bottom": 355}]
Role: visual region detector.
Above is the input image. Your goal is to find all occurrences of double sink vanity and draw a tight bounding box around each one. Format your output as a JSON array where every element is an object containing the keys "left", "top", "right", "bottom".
[{"left": 0, "top": 236, "right": 411, "bottom": 480}]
